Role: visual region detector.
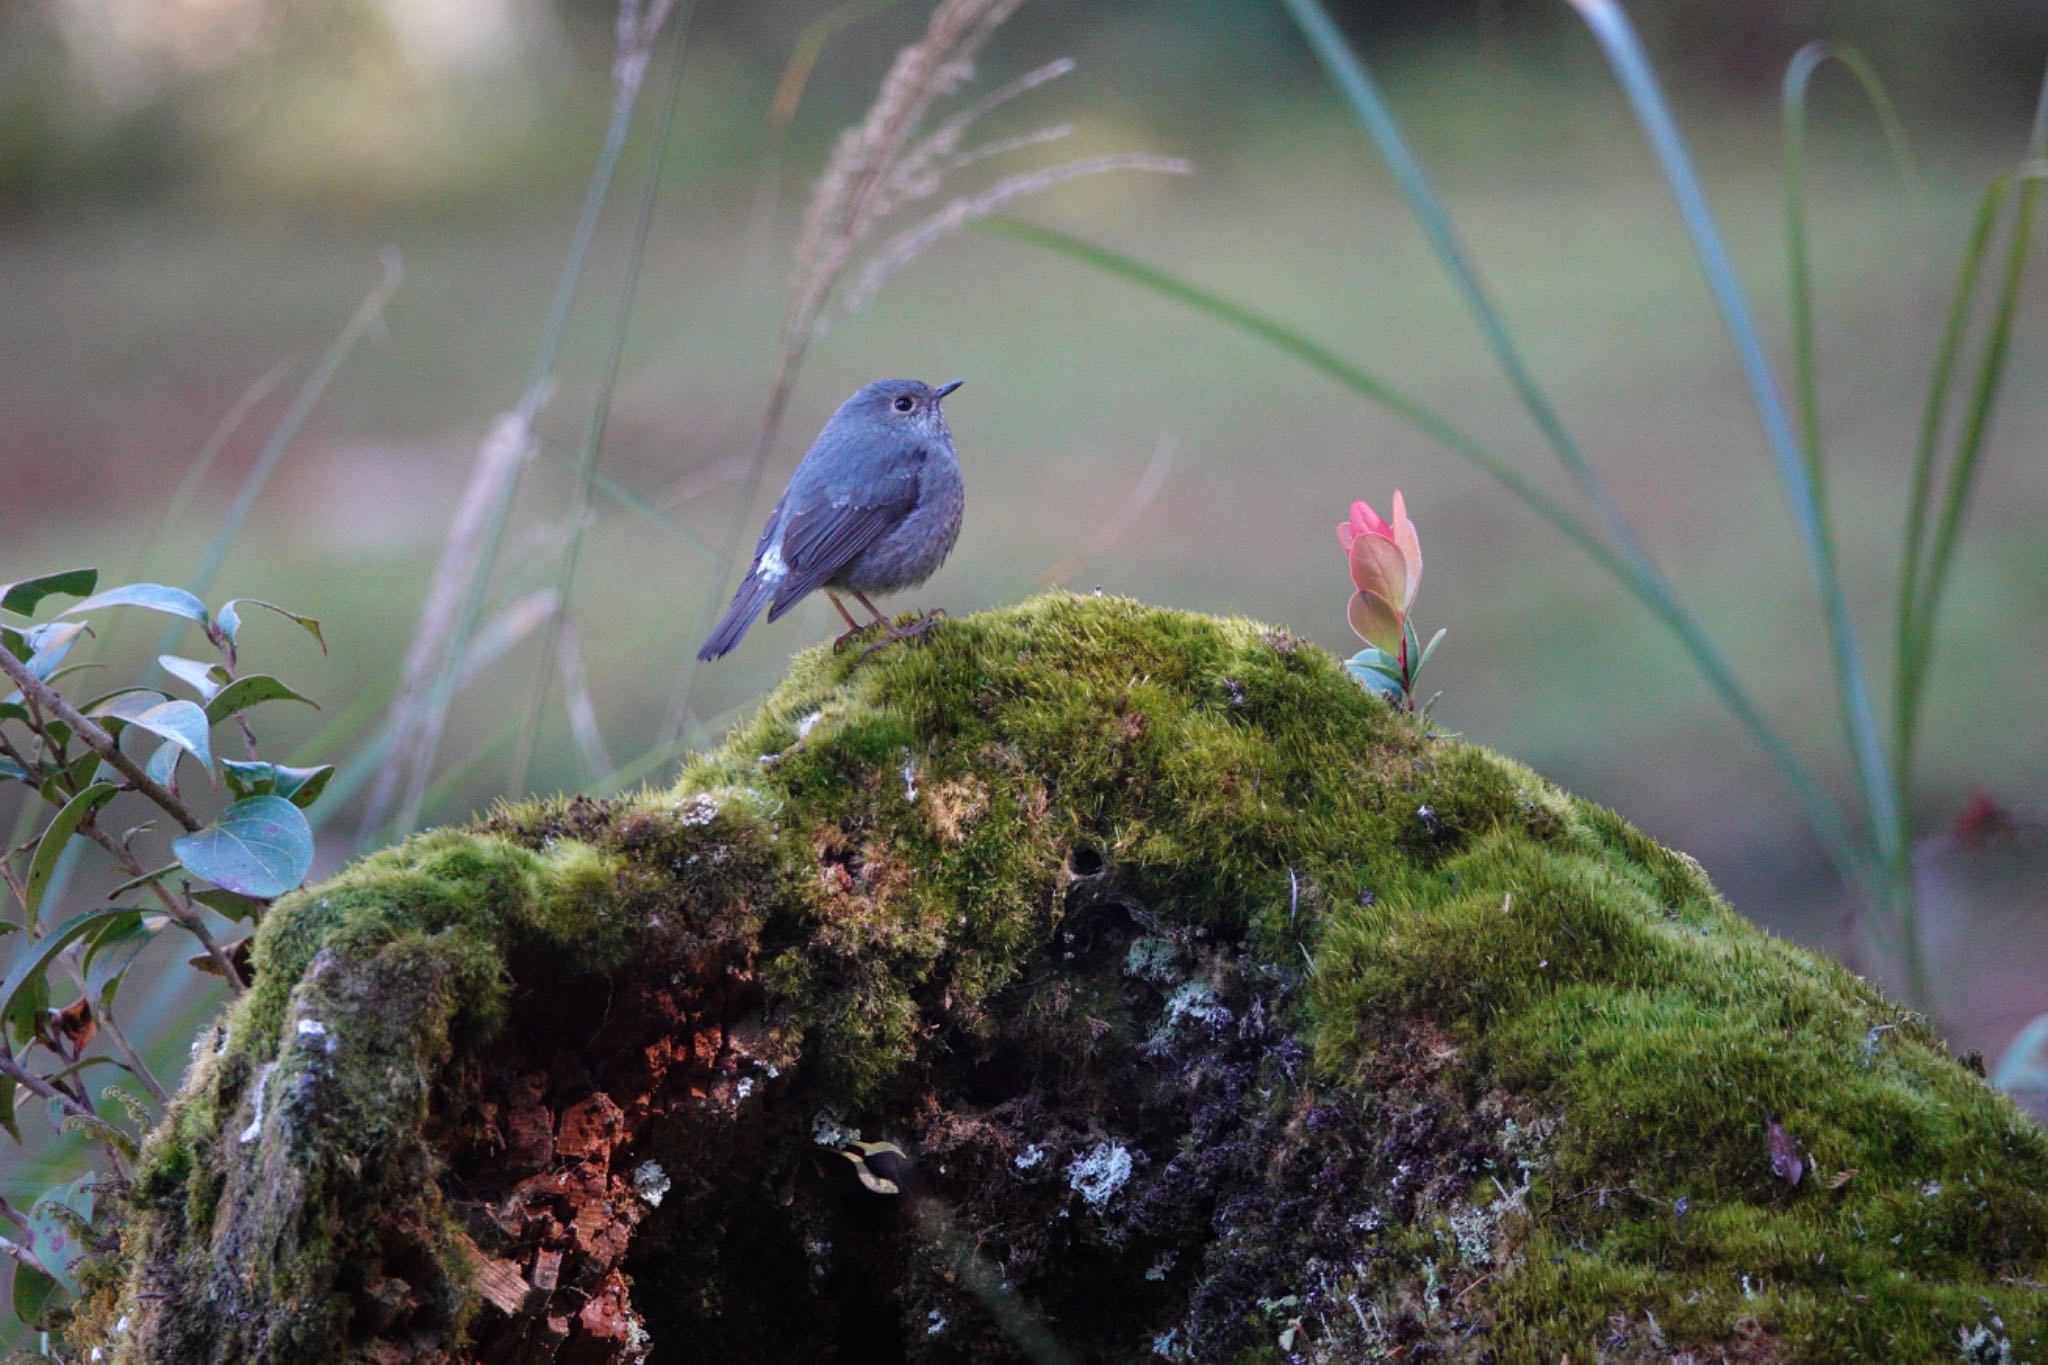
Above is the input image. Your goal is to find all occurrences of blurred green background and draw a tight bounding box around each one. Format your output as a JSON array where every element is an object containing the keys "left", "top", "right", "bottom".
[{"left": 2, "top": 0, "right": 2046, "bottom": 1232}]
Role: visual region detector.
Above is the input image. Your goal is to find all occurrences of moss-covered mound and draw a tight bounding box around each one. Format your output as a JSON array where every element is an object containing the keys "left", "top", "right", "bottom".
[{"left": 75, "top": 594, "right": 2048, "bottom": 1364}]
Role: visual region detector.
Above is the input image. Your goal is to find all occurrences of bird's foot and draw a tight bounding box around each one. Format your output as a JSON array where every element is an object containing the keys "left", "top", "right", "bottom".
[
  {"left": 859, "top": 612, "right": 944, "bottom": 659},
  {"left": 831, "top": 623, "right": 878, "bottom": 652}
]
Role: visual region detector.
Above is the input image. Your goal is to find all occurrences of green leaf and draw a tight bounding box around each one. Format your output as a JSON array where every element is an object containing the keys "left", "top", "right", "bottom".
[
  {"left": 190, "top": 888, "right": 268, "bottom": 922},
  {"left": 158, "top": 654, "right": 229, "bottom": 702},
  {"left": 0, "top": 755, "right": 29, "bottom": 783},
  {"left": 222, "top": 760, "right": 334, "bottom": 808},
  {"left": 83, "top": 911, "right": 164, "bottom": 997},
  {"left": 205, "top": 674, "right": 317, "bottom": 727},
  {"left": 0, "top": 908, "right": 129, "bottom": 1024},
  {"left": 5, "top": 967, "right": 46, "bottom": 1048},
  {"left": 12, "top": 1261, "right": 59, "bottom": 1327},
  {"left": 0, "top": 1071, "right": 16, "bottom": 1143},
  {"left": 1415, "top": 627, "right": 1448, "bottom": 676},
  {"left": 173, "top": 796, "right": 313, "bottom": 899},
  {"left": 0, "top": 569, "right": 97, "bottom": 620},
  {"left": 63, "top": 582, "right": 208, "bottom": 628},
  {"left": 23, "top": 783, "right": 116, "bottom": 933},
  {"left": 107, "top": 863, "right": 179, "bottom": 898},
  {"left": 218, "top": 599, "right": 326, "bottom": 653}
]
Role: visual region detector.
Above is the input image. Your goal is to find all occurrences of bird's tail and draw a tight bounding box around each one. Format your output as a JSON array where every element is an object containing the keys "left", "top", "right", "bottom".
[{"left": 697, "top": 572, "right": 778, "bottom": 661}]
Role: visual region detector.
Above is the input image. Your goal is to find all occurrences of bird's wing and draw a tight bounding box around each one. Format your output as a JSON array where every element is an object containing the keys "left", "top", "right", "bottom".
[{"left": 766, "top": 458, "right": 921, "bottom": 620}]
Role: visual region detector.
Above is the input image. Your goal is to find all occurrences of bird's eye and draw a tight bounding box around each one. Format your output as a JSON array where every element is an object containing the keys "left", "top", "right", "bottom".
[{"left": 893, "top": 396, "right": 915, "bottom": 413}]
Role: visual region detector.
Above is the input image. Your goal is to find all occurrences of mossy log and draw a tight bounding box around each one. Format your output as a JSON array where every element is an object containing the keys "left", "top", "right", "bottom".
[{"left": 71, "top": 595, "right": 2048, "bottom": 1364}]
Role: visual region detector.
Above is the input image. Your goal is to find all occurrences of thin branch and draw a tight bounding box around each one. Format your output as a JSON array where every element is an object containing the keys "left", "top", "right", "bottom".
[
  {"left": 76, "top": 815, "right": 245, "bottom": 994},
  {"left": 63, "top": 961, "right": 169, "bottom": 1106},
  {"left": 0, "top": 648, "right": 202, "bottom": 833}
]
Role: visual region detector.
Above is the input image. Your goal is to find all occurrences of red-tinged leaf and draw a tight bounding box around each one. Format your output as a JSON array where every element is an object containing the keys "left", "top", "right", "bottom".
[
  {"left": 1346, "top": 530, "right": 1409, "bottom": 608},
  {"left": 1767, "top": 1117, "right": 1804, "bottom": 1187},
  {"left": 1346, "top": 589, "right": 1406, "bottom": 659}
]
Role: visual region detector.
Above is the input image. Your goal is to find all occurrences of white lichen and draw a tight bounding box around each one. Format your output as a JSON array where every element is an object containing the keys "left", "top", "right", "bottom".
[
  {"left": 632, "top": 1160, "right": 671, "bottom": 1207},
  {"left": 678, "top": 795, "right": 719, "bottom": 826},
  {"left": 1066, "top": 1140, "right": 1133, "bottom": 1207},
  {"left": 295, "top": 1018, "right": 338, "bottom": 1055},
  {"left": 812, "top": 1110, "right": 861, "bottom": 1149},
  {"left": 1123, "top": 935, "right": 1180, "bottom": 986},
  {"left": 1013, "top": 1144, "right": 1046, "bottom": 1171},
  {"left": 237, "top": 1060, "right": 277, "bottom": 1145}
]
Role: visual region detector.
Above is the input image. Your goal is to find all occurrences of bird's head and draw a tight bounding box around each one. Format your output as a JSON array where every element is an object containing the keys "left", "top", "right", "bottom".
[{"left": 844, "top": 378, "right": 963, "bottom": 440}]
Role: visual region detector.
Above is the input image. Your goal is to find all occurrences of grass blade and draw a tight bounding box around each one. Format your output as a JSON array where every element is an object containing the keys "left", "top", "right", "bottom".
[
  {"left": 1566, "top": 0, "right": 1900, "bottom": 883},
  {"left": 512, "top": 2, "right": 697, "bottom": 797},
  {"left": 1894, "top": 78, "right": 2048, "bottom": 792},
  {"left": 383, "top": 0, "right": 685, "bottom": 841},
  {"left": 1278, "top": 0, "right": 1665, "bottom": 591},
  {"left": 165, "top": 255, "right": 400, "bottom": 653},
  {"left": 1782, "top": 42, "right": 1920, "bottom": 522},
  {"left": 984, "top": 215, "right": 1869, "bottom": 884}
]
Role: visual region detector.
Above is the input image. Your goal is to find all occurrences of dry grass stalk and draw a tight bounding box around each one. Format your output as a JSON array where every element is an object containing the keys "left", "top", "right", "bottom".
[
  {"left": 780, "top": 0, "right": 1028, "bottom": 398},
  {"left": 357, "top": 399, "right": 540, "bottom": 844},
  {"left": 833, "top": 151, "right": 1191, "bottom": 321}
]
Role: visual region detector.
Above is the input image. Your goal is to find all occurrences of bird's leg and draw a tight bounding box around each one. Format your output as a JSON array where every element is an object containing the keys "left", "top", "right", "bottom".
[
  {"left": 825, "top": 591, "right": 873, "bottom": 650},
  {"left": 852, "top": 590, "right": 942, "bottom": 658}
]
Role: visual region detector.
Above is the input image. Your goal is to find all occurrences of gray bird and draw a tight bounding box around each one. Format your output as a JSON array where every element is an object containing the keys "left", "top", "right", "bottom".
[{"left": 697, "top": 378, "right": 965, "bottom": 661}]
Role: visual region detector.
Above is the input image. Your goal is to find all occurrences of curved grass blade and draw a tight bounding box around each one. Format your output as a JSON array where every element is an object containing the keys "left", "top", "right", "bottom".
[
  {"left": 158, "top": 255, "right": 401, "bottom": 665},
  {"left": 983, "top": 215, "right": 1869, "bottom": 884},
  {"left": 1782, "top": 42, "right": 1921, "bottom": 523},
  {"left": 1894, "top": 81, "right": 2048, "bottom": 792},
  {"left": 513, "top": 2, "right": 698, "bottom": 798},
  {"left": 1565, "top": 0, "right": 1900, "bottom": 888}
]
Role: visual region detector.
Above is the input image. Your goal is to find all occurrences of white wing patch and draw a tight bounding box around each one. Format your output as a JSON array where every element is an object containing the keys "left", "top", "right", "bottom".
[{"left": 759, "top": 539, "right": 789, "bottom": 582}]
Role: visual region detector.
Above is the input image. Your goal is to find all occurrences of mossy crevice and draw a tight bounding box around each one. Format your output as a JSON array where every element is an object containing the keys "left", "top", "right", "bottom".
[{"left": 72, "top": 594, "right": 2048, "bottom": 1363}]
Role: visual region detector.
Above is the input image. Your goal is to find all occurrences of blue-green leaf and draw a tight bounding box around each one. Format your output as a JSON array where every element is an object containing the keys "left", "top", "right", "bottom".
[
  {"left": 146, "top": 736, "right": 188, "bottom": 788},
  {"left": 120, "top": 701, "right": 213, "bottom": 774},
  {"left": 80, "top": 684, "right": 167, "bottom": 714},
  {"left": 173, "top": 796, "right": 313, "bottom": 899},
  {"left": 23, "top": 783, "right": 116, "bottom": 933},
  {"left": 158, "top": 654, "right": 230, "bottom": 701},
  {"left": 205, "top": 674, "right": 317, "bottom": 726},
  {"left": 218, "top": 599, "right": 325, "bottom": 653},
  {"left": 1345, "top": 651, "right": 1406, "bottom": 700},
  {"left": 63, "top": 582, "right": 208, "bottom": 628},
  {"left": 87, "top": 690, "right": 169, "bottom": 722},
  {"left": 0, "top": 569, "right": 97, "bottom": 619},
  {"left": 8, "top": 621, "right": 89, "bottom": 691},
  {"left": 0, "top": 755, "right": 29, "bottom": 783},
  {"left": 26, "top": 1177, "right": 94, "bottom": 1296}
]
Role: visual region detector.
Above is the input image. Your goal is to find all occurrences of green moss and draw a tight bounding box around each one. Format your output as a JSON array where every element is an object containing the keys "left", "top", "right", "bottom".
[{"left": 80, "top": 594, "right": 2048, "bottom": 1364}]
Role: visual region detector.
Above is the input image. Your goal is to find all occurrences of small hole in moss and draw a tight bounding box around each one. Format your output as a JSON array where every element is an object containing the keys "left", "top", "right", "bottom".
[{"left": 1067, "top": 846, "right": 1106, "bottom": 878}]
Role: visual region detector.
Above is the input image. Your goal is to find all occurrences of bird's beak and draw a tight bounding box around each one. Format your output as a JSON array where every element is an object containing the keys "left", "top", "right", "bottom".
[{"left": 933, "top": 380, "right": 964, "bottom": 400}]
